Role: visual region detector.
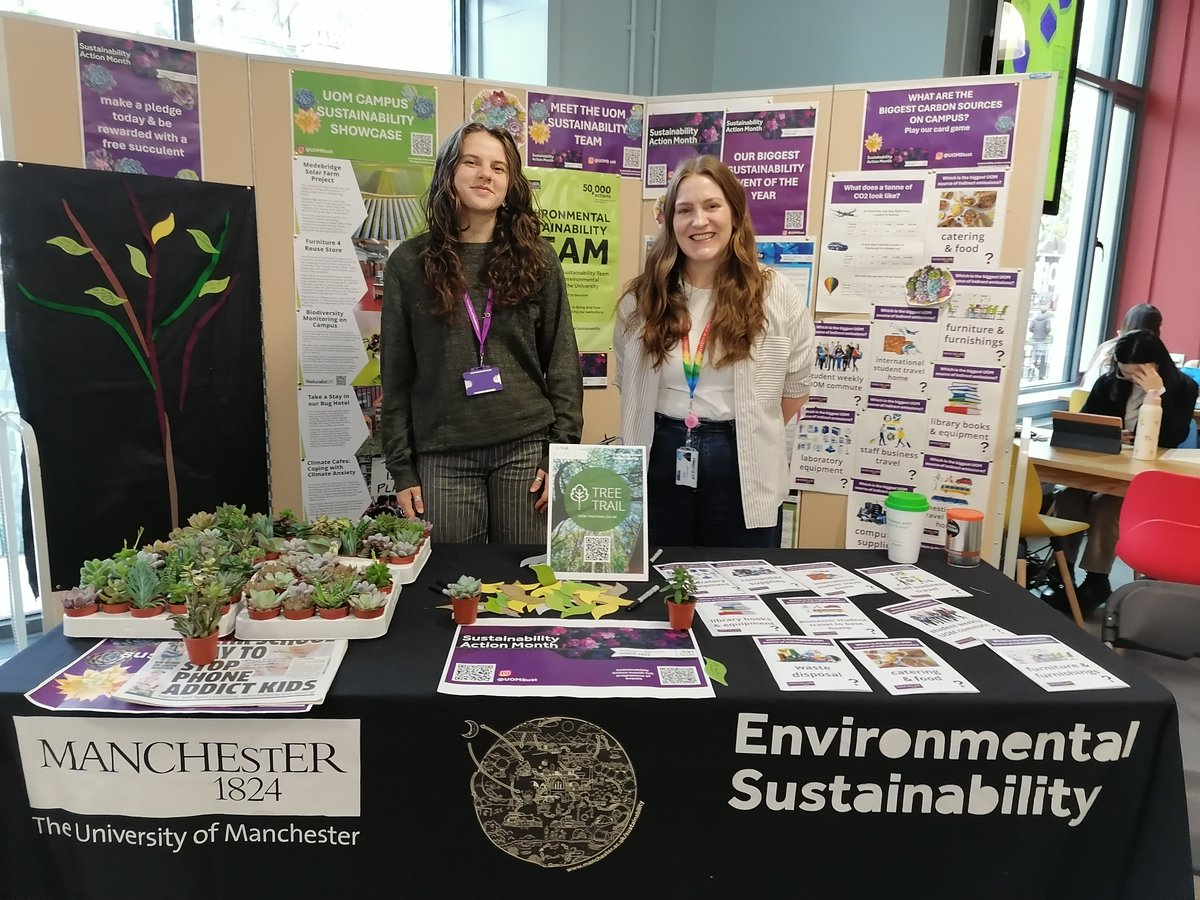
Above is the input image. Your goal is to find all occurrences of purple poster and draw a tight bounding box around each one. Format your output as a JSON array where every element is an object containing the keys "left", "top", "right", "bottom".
[
  {"left": 643, "top": 108, "right": 724, "bottom": 194},
  {"left": 527, "top": 92, "right": 643, "bottom": 177},
  {"left": 437, "top": 621, "right": 714, "bottom": 698},
  {"left": 861, "top": 83, "right": 1019, "bottom": 171},
  {"left": 721, "top": 107, "right": 816, "bottom": 236},
  {"left": 77, "top": 32, "right": 202, "bottom": 179},
  {"left": 24, "top": 639, "right": 309, "bottom": 714}
]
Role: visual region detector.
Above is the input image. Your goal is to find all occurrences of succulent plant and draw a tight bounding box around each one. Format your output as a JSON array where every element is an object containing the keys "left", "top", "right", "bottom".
[
  {"left": 61, "top": 586, "right": 99, "bottom": 610},
  {"left": 126, "top": 559, "right": 165, "bottom": 608},
  {"left": 348, "top": 589, "right": 389, "bottom": 612},
  {"left": 361, "top": 559, "right": 393, "bottom": 588},
  {"left": 442, "top": 575, "right": 483, "bottom": 600},
  {"left": 246, "top": 588, "right": 282, "bottom": 612}
]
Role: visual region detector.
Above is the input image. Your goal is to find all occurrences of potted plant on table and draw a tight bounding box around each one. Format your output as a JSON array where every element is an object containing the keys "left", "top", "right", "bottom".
[
  {"left": 126, "top": 559, "right": 165, "bottom": 618},
  {"left": 61, "top": 586, "right": 99, "bottom": 618},
  {"left": 246, "top": 588, "right": 282, "bottom": 620},
  {"left": 168, "top": 590, "right": 225, "bottom": 666},
  {"left": 314, "top": 575, "right": 354, "bottom": 619},
  {"left": 659, "top": 566, "right": 698, "bottom": 630},
  {"left": 361, "top": 557, "right": 394, "bottom": 594},
  {"left": 348, "top": 585, "right": 389, "bottom": 619},
  {"left": 442, "top": 575, "right": 483, "bottom": 625},
  {"left": 281, "top": 584, "right": 316, "bottom": 620}
]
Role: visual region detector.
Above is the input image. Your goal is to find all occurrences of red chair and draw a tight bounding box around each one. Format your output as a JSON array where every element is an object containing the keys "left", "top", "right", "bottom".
[{"left": 1115, "top": 470, "right": 1200, "bottom": 584}]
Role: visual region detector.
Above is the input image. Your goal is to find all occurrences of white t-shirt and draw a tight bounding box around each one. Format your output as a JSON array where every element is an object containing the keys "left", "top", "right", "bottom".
[{"left": 655, "top": 284, "right": 735, "bottom": 421}]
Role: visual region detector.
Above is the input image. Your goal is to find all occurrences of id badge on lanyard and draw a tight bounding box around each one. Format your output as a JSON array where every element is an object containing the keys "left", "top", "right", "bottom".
[
  {"left": 675, "top": 320, "right": 712, "bottom": 488},
  {"left": 462, "top": 288, "right": 503, "bottom": 396}
]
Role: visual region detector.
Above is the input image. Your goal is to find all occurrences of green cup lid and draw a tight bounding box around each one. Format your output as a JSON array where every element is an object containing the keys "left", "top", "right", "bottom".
[{"left": 884, "top": 490, "right": 929, "bottom": 512}]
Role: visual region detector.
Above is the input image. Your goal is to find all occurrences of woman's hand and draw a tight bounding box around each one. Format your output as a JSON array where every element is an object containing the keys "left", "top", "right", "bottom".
[
  {"left": 397, "top": 486, "right": 425, "bottom": 519},
  {"left": 530, "top": 469, "right": 550, "bottom": 512},
  {"left": 1129, "top": 364, "right": 1164, "bottom": 394}
]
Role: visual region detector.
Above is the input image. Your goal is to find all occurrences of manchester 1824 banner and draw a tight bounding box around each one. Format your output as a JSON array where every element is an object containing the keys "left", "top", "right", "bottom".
[
  {"left": 530, "top": 167, "right": 620, "bottom": 352},
  {"left": 77, "top": 31, "right": 201, "bottom": 179},
  {"left": 861, "top": 82, "right": 1019, "bottom": 171},
  {"left": 291, "top": 70, "right": 437, "bottom": 166}
]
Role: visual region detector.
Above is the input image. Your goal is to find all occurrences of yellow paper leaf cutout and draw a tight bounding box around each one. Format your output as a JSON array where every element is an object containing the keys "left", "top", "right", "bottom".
[{"left": 150, "top": 212, "right": 175, "bottom": 245}]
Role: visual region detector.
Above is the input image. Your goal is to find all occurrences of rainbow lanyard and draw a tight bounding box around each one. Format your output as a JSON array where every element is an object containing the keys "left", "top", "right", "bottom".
[{"left": 680, "top": 319, "right": 713, "bottom": 442}]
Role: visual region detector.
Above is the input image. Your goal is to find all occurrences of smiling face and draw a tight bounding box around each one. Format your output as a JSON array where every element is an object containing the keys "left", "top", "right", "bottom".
[
  {"left": 671, "top": 174, "right": 733, "bottom": 285},
  {"left": 453, "top": 130, "right": 510, "bottom": 223}
]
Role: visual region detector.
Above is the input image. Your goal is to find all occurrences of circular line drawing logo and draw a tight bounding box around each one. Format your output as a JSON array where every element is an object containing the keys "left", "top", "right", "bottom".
[{"left": 464, "top": 716, "right": 639, "bottom": 868}]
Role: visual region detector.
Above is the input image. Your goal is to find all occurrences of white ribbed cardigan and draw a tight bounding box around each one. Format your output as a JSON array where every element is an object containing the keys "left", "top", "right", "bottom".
[{"left": 613, "top": 272, "right": 815, "bottom": 528}]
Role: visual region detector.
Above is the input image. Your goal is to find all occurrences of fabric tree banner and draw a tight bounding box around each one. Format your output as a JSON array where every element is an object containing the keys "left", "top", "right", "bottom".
[
  {"left": 291, "top": 70, "right": 437, "bottom": 167},
  {"left": 77, "top": 31, "right": 202, "bottom": 180},
  {"left": 528, "top": 167, "right": 620, "bottom": 352},
  {"left": 0, "top": 162, "right": 267, "bottom": 589}
]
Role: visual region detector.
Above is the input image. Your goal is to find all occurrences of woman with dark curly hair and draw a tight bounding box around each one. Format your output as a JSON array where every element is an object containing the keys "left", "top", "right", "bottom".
[{"left": 380, "top": 122, "right": 583, "bottom": 543}]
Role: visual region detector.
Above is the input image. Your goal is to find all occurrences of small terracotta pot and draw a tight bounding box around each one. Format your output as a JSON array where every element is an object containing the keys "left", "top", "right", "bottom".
[
  {"left": 130, "top": 605, "right": 164, "bottom": 618},
  {"left": 317, "top": 606, "right": 349, "bottom": 619},
  {"left": 666, "top": 600, "right": 696, "bottom": 630},
  {"left": 353, "top": 606, "right": 386, "bottom": 619},
  {"left": 389, "top": 554, "right": 416, "bottom": 566},
  {"left": 254, "top": 552, "right": 281, "bottom": 563},
  {"left": 452, "top": 595, "right": 480, "bottom": 625},
  {"left": 283, "top": 607, "right": 314, "bottom": 620},
  {"left": 167, "top": 602, "right": 188, "bottom": 614},
  {"left": 375, "top": 583, "right": 393, "bottom": 595},
  {"left": 184, "top": 632, "right": 220, "bottom": 666},
  {"left": 219, "top": 603, "right": 232, "bottom": 617},
  {"left": 101, "top": 601, "right": 131, "bottom": 615},
  {"left": 248, "top": 607, "right": 280, "bottom": 620},
  {"left": 64, "top": 604, "right": 98, "bottom": 618}
]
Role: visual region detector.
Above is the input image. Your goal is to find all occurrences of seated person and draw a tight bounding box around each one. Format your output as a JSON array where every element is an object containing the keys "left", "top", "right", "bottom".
[
  {"left": 1056, "top": 329, "right": 1200, "bottom": 612},
  {"left": 1079, "top": 302, "right": 1162, "bottom": 390}
]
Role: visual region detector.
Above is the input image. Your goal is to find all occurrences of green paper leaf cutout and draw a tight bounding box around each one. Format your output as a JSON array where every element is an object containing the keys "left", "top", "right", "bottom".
[
  {"left": 541, "top": 592, "right": 570, "bottom": 611},
  {"left": 528, "top": 563, "right": 559, "bottom": 587},
  {"left": 47, "top": 236, "right": 91, "bottom": 256},
  {"left": 150, "top": 212, "right": 175, "bottom": 245},
  {"left": 126, "top": 244, "right": 150, "bottom": 278},
  {"left": 704, "top": 657, "right": 728, "bottom": 686},
  {"left": 198, "top": 276, "right": 230, "bottom": 298},
  {"left": 484, "top": 595, "right": 507, "bottom": 614},
  {"left": 187, "top": 228, "right": 217, "bottom": 254},
  {"left": 560, "top": 604, "right": 594, "bottom": 618},
  {"left": 84, "top": 287, "right": 126, "bottom": 307}
]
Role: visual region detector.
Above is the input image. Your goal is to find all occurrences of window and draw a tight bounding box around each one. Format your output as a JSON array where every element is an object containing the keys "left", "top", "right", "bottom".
[
  {"left": 192, "top": 0, "right": 457, "bottom": 74},
  {"left": 0, "top": 0, "right": 177, "bottom": 38},
  {"left": 1013, "top": 0, "right": 1155, "bottom": 392}
]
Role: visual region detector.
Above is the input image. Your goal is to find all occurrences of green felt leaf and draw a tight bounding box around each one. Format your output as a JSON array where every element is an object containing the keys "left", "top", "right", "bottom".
[
  {"left": 704, "top": 657, "right": 728, "bottom": 686},
  {"left": 560, "top": 604, "right": 594, "bottom": 618},
  {"left": 484, "top": 595, "right": 507, "bottom": 614},
  {"left": 198, "top": 276, "right": 230, "bottom": 298},
  {"left": 187, "top": 228, "right": 217, "bottom": 254},
  {"left": 541, "top": 593, "right": 569, "bottom": 611},
  {"left": 126, "top": 244, "right": 150, "bottom": 278},
  {"left": 84, "top": 287, "right": 126, "bottom": 307},
  {"left": 528, "top": 563, "right": 559, "bottom": 587},
  {"left": 150, "top": 212, "right": 175, "bottom": 245},
  {"left": 47, "top": 236, "right": 91, "bottom": 255}
]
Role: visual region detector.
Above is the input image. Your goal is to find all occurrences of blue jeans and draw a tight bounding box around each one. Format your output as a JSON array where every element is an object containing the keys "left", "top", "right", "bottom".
[{"left": 647, "top": 414, "right": 782, "bottom": 548}]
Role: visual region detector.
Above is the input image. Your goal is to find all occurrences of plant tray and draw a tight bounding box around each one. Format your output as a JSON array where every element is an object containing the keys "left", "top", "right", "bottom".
[
  {"left": 335, "top": 538, "right": 431, "bottom": 584},
  {"left": 234, "top": 581, "right": 400, "bottom": 640},
  {"left": 62, "top": 604, "right": 240, "bottom": 640}
]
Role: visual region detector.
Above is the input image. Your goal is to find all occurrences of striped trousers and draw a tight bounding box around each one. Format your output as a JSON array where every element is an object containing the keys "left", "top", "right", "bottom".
[{"left": 416, "top": 433, "right": 546, "bottom": 544}]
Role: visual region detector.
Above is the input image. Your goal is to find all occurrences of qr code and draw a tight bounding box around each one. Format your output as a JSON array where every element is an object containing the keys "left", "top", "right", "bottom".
[
  {"left": 582, "top": 533, "right": 612, "bottom": 563},
  {"left": 647, "top": 163, "right": 667, "bottom": 186},
  {"left": 335, "top": 375, "right": 347, "bottom": 386},
  {"left": 411, "top": 132, "right": 434, "bottom": 157},
  {"left": 452, "top": 663, "right": 496, "bottom": 683},
  {"left": 783, "top": 209, "right": 805, "bottom": 231},
  {"left": 657, "top": 665, "right": 700, "bottom": 685},
  {"left": 981, "top": 133, "right": 1010, "bottom": 161},
  {"left": 623, "top": 146, "right": 643, "bottom": 170}
]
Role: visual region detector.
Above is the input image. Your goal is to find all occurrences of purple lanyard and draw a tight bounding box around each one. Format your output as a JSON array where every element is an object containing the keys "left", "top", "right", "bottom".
[{"left": 462, "top": 288, "right": 494, "bottom": 366}]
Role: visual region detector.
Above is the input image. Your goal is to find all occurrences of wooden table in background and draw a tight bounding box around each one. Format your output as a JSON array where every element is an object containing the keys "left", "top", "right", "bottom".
[{"left": 1028, "top": 440, "right": 1200, "bottom": 496}]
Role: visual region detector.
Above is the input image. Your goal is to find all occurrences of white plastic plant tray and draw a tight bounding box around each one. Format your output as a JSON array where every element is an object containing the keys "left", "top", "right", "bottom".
[
  {"left": 335, "top": 538, "right": 431, "bottom": 584},
  {"left": 234, "top": 581, "right": 400, "bottom": 640},
  {"left": 63, "top": 603, "right": 240, "bottom": 639}
]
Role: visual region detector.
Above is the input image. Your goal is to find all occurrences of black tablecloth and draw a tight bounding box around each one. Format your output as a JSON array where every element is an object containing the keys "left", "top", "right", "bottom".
[{"left": 0, "top": 546, "right": 1192, "bottom": 899}]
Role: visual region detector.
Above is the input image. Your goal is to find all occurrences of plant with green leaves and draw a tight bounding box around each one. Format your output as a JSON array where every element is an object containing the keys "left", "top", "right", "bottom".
[
  {"left": 313, "top": 574, "right": 355, "bottom": 610},
  {"left": 79, "top": 558, "right": 117, "bottom": 591},
  {"left": 658, "top": 566, "right": 698, "bottom": 604},
  {"left": 442, "top": 575, "right": 483, "bottom": 600},
  {"left": 370, "top": 513, "right": 405, "bottom": 540},
  {"left": 168, "top": 587, "right": 225, "bottom": 639},
  {"left": 61, "top": 586, "right": 100, "bottom": 611},
  {"left": 360, "top": 533, "right": 395, "bottom": 559},
  {"left": 361, "top": 559, "right": 393, "bottom": 589},
  {"left": 126, "top": 559, "right": 164, "bottom": 609},
  {"left": 213, "top": 503, "right": 249, "bottom": 534},
  {"left": 246, "top": 589, "right": 282, "bottom": 613},
  {"left": 308, "top": 514, "right": 350, "bottom": 539},
  {"left": 348, "top": 588, "right": 388, "bottom": 613},
  {"left": 273, "top": 509, "right": 312, "bottom": 539},
  {"left": 280, "top": 582, "right": 315, "bottom": 610},
  {"left": 249, "top": 511, "right": 274, "bottom": 540},
  {"left": 391, "top": 540, "right": 418, "bottom": 560},
  {"left": 337, "top": 519, "right": 371, "bottom": 558}
]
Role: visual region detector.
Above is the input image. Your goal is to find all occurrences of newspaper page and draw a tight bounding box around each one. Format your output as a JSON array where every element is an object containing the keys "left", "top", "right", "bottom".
[{"left": 114, "top": 639, "right": 348, "bottom": 708}]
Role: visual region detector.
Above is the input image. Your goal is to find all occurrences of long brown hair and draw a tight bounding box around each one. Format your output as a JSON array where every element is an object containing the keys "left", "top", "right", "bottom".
[
  {"left": 623, "top": 155, "right": 768, "bottom": 368},
  {"left": 420, "top": 122, "right": 547, "bottom": 316}
]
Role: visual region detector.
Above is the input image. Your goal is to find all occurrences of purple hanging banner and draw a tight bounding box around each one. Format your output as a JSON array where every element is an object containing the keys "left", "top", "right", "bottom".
[
  {"left": 77, "top": 31, "right": 202, "bottom": 180},
  {"left": 526, "top": 92, "right": 644, "bottom": 178},
  {"left": 721, "top": 107, "right": 816, "bottom": 236},
  {"left": 643, "top": 108, "right": 724, "bottom": 194},
  {"left": 861, "top": 83, "right": 1018, "bottom": 171}
]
